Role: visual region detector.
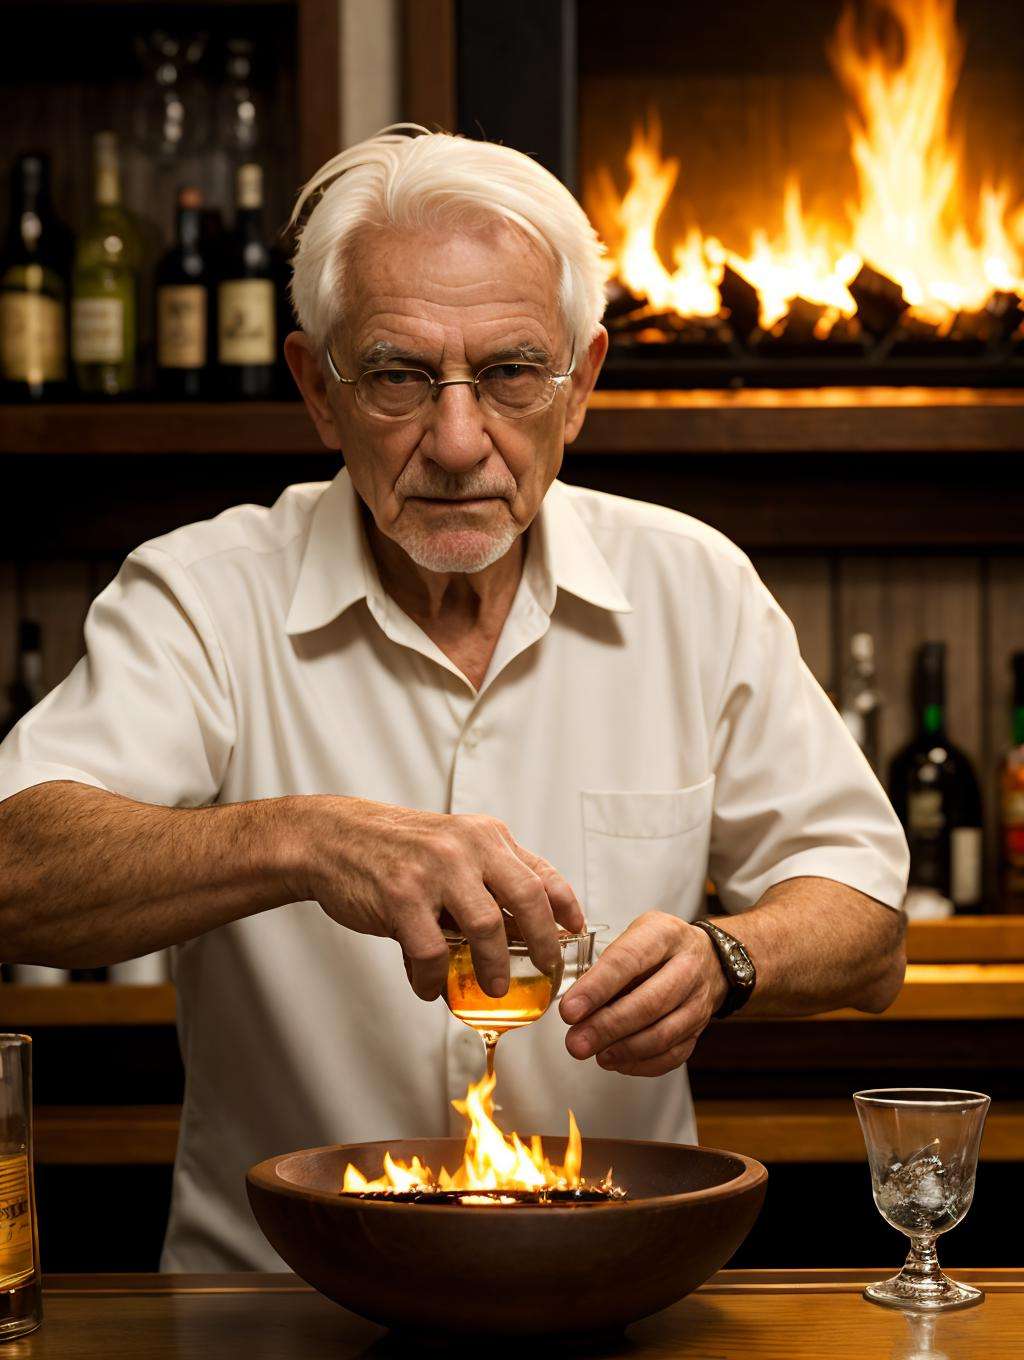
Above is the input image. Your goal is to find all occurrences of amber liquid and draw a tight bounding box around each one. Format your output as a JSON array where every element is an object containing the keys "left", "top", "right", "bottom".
[{"left": 0, "top": 1150, "right": 41, "bottom": 1340}]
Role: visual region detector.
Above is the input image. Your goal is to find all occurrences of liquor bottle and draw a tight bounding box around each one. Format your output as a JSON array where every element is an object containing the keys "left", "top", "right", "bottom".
[
  {"left": 156, "top": 186, "right": 213, "bottom": 398},
  {"left": 999, "top": 651, "right": 1024, "bottom": 913},
  {"left": 217, "top": 163, "right": 277, "bottom": 398},
  {"left": 0, "top": 153, "right": 71, "bottom": 401},
  {"left": 1, "top": 619, "right": 44, "bottom": 740},
  {"left": 889, "top": 642, "right": 984, "bottom": 917},
  {"left": 840, "top": 632, "right": 882, "bottom": 774},
  {"left": 72, "top": 131, "right": 142, "bottom": 396}
]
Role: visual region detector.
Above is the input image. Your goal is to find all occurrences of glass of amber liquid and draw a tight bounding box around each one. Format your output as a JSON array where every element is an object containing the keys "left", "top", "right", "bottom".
[
  {"left": 443, "top": 926, "right": 604, "bottom": 1078},
  {"left": 0, "top": 1035, "right": 42, "bottom": 1341}
]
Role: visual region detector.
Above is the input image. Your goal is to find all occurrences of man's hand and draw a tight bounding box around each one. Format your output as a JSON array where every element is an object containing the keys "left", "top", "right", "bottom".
[
  {"left": 297, "top": 796, "right": 585, "bottom": 1004},
  {"left": 557, "top": 912, "right": 728, "bottom": 1077}
]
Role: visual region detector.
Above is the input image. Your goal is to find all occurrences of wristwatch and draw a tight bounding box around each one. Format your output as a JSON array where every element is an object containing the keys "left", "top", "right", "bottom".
[{"left": 692, "top": 919, "right": 756, "bottom": 1019}]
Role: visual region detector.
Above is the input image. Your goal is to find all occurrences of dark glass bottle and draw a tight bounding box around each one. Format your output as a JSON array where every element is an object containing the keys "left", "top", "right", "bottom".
[
  {"left": 156, "top": 187, "right": 213, "bottom": 399},
  {"left": 217, "top": 163, "right": 277, "bottom": 399},
  {"left": 889, "top": 642, "right": 984, "bottom": 916},
  {"left": 0, "top": 154, "right": 71, "bottom": 401},
  {"left": 999, "top": 652, "right": 1024, "bottom": 913},
  {"left": 1, "top": 619, "right": 44, "bottom": 740}
]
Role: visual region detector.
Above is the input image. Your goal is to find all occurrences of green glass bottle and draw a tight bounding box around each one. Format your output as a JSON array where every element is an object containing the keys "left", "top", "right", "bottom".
[{"left": 72, "top": 132, "right": 142, "bottom": 396}]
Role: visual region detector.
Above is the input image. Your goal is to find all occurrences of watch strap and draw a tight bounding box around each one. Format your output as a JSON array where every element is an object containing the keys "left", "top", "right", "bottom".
[{"left": 693, "top": 919, "right": 756, "bottom": 1019}]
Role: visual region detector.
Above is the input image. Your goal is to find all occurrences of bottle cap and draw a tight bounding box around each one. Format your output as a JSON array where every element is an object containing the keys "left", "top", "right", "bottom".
[
  {"left": 94, "top": 131, "right": 120, "bottom": 206},
  {"left": 178, "top": 186, "right": 203, "bottom": 210},
  {"left": 236, "top": 163, "right": 263, "bottom": 210}
]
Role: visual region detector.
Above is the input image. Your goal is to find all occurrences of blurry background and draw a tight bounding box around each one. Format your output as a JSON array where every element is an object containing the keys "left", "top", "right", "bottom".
[{"left": 0, "top": 0, "right": 1021, "bottom": 1272}]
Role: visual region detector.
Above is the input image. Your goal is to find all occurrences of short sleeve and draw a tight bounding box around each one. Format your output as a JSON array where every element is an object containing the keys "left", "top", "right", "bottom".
[
  {"left": 0, "top": 545, "right": 236, "bottom": 809},
  {"left": 708, "top": 560, "right": 909, "bottom": 913}
]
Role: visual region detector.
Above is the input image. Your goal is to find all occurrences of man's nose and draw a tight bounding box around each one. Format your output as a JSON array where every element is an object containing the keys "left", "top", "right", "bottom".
[{"left": 420, "top": 379, "right": 492, "bottom": 473}]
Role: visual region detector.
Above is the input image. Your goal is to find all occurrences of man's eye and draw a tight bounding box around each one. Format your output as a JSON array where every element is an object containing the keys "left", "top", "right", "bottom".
[{"left": 489, "top": 364, "right": 527, "bottom": 380}]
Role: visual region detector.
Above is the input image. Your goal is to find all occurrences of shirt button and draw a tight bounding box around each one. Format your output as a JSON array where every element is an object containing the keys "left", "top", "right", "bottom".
[{"left": 463, "top": 728, "right": 480, "bottom": 751}]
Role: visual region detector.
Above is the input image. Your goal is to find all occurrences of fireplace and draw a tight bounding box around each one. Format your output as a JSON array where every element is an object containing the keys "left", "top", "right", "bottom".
[{"left": 457, "top": 0, "right": 1024, "bottom": 388}]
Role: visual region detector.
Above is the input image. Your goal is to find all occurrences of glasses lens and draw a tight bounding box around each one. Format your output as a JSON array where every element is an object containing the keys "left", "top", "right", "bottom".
[
  {"left": 477, "top": 363, "right": 552, "bottom": 417},
  {"left": 357, "top": 368, "right": 432, "bottom": 417}
]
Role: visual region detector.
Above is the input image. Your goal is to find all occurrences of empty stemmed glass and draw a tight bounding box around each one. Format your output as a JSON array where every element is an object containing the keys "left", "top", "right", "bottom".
[
  {"left": 443, "top": 921, "right": 605, "bottom": 1078},
  {"left": 854, "top": 1088, "right": 990, "bottom": 1312}
]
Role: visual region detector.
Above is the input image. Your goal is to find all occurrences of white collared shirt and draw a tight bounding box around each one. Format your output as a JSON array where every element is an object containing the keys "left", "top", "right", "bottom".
[{"left": 0, "top": 469, "right": 908, "bottom": 1270}]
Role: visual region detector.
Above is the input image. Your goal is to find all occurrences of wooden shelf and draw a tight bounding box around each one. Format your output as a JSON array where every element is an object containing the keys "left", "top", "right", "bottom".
[
  {"left": 2, "top": 388, "right": 1023, "bottom": 456},
  {"left": 0, "top": 983, "right": 175, "bottom": 1027},
  {"left": 815, "top": 964, "right": 1024, "bottom": 1021},
  {"left": 696, "top": 1098, "right": 1024, "bottom": 1163},
  {"left": 906, "top": 916, "right": 1024, "bottom": 964},
  {"left": 31, "top": 1098, "right": 1024, "bottom": 1165},
  {"left": 3, "top": 965, "right": 1022, "bottom": 1030}
]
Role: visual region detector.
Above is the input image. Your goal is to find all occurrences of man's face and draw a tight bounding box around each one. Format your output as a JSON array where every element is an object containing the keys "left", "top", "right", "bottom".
[{"left": 321, "top": 221, "right": 592, "bottom": 574}]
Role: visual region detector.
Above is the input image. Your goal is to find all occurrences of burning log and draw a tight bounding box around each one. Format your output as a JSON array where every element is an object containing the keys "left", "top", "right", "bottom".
[
  {"left": 718, "top": 264, "right": 760, "bottom": 343},
  {"left": 348, "top": 1185, "right": 627, "bottom": 1206},
  {"left": 849, "top": 263, "right": 909, "bottom": 339},
  {"left": 770, "top": 297, "right": 829, "bottom": 345},
  {"left": 949, "top": 292, "right": 1024, "bottom": 347},
  {"left": 603, "top": 278, "right": 646, "bottom": 321}
]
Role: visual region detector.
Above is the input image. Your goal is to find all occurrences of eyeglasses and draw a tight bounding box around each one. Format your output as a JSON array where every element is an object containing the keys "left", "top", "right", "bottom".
[{"left": 324, "top": 343, "right": 576, "bottom": 421}]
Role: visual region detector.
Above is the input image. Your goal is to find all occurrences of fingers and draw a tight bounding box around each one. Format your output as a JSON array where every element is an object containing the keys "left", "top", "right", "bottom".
[
  {"left": 559, "top": 913, "right": 682, "bottom": 1024},
  {"left": 564, "top": 950, "right": 700, "bottom": 1059},
  {"left": 507, "top": 842, "right": 586, "bottom": 935},
  {"left": 482, "top": 846, "right": 561, "bottom": 976},
  {"left": 599, "top": 1036, "right": 698, "bottom": 1078},
  {"left": 393, "top": 910, "right": 451, "bottom": 1002},
  {"left": 444, "top": 881, "right": 510, "bottom": 997},
  {"left": 595, "top": 1002, "right": 701, "bottom": 1068}
]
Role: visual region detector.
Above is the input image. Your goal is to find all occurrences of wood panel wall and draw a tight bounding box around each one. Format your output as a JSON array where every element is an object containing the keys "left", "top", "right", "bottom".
[{"left": 1, "top": 542, "right": 1020, "bottom": 904}]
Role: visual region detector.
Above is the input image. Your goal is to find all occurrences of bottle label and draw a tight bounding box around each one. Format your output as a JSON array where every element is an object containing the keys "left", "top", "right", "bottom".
[
  {"left": 218, "top": 280, "right": 275, "bottom": 365},
  {"left": 0, "top": 290, "right": 65, "bottom": 382},
  {"left": 907, "top": 789, "right": 944, "bottom": 836},
  {"left": 0, "top": 1152, "right": 35, "bottom": 1289},
  {"left": 73, "top": 297, "right": 124, "bottom": 363},
  {"left": 950, "top": 826, "right": 982, "bottom": 906},
  {"left": 1003, "top": 790, "right": 1024, "bottom": 866},
  {"left": 158, "top": 285, "right": 207, "bottom": 369}
]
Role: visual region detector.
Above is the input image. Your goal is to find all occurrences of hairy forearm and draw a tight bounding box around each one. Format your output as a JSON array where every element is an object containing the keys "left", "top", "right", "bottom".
[
  {"left": 0, "top": 781, "right": 304, "bottom": 967},
  {"left": 709, "top": 876, "right": 906, "bottom": 1017}
]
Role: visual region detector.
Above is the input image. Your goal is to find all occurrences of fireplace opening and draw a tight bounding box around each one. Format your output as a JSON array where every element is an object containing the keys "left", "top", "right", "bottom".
[{"left": 574, "top": 0, "right": 1024, "bottom": 388}]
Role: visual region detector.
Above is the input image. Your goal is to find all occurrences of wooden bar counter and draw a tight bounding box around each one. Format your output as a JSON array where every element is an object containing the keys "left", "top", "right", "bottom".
[{"left": 18, "top": 1270, "right": 1024, "bottom": 1357}]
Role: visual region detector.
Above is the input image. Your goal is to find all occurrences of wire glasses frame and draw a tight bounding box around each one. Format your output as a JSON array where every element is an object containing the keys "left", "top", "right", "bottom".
[{"left": 323, "top": 342, "right": 577, "bottom": 421}]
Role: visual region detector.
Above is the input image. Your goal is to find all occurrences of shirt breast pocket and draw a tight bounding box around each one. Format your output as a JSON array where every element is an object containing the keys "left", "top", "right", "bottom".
[{"left": 581, "top": 777, "right": 715, "bottom": 930}]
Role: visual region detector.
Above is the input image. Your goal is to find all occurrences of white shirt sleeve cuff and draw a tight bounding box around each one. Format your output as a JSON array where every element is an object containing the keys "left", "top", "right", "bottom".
[{"left": 718, "top": 847, "right": 908, "bottom": 915}]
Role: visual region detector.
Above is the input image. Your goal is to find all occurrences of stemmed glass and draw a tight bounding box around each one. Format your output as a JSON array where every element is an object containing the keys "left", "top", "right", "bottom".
[
  {"left": 443, "top": 923, "right": 605, "bottom": 1079},
  {"left": 854, "top": 1088, "right": 990, "bottom": 1312}
]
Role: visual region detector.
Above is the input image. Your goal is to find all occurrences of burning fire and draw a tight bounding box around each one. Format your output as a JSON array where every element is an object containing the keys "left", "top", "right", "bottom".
[
  {"left": 342, "top": 1072, "right": 613, "bottom": 1202},
  {"left": 586, "top": 0, "right": 1024, "bottom": 336}
]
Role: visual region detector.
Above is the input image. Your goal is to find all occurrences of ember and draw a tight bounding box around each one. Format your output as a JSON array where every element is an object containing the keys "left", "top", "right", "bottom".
[
  {"left": 340, "top": 1072, "right": 624, "bottom": 1203},
  {"left": 587, "top": 0, "right": 1024, "bottom": 358}
]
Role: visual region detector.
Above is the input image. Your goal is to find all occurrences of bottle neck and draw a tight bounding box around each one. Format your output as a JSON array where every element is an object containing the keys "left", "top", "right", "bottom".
[
  {"left": 177, "top": 207, "right": 202, "bottom": 252},
  {"left": 96, "top": 164, "right": 120, "bottom": 209},
  {"left": 1014, "top": 705, "right": 1024, "bottom": 748},
  {"left": 920, "top": 702, "right": 945, "bottom": 738},
  {"left": 19, "top": 650, "right": 43, "bottom": 702},
  {"left": 236, "top": 205, "right": 264, "bottom": 239}
]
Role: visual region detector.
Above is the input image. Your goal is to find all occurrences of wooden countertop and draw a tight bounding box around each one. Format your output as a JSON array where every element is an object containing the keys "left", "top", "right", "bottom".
[{"left": 19, "top": 1270, "right": 1024, "bottom": 1357}]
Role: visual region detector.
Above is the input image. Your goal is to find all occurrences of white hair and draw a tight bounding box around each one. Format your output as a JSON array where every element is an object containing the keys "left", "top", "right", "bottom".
[{"left": 287, "top": 124, "right": 607, "bottom": 355}]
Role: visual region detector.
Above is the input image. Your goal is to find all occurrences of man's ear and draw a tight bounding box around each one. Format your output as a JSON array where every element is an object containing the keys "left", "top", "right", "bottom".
[
  {"left": 284, "top": 331, "right": 343, "bottom": 451},
  {"left": 563, "top": 325, "right": 609, "bottom": 445}
]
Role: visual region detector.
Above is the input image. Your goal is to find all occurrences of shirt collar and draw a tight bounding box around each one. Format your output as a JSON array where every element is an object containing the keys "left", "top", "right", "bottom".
[{"left": 285, "top": 469, "right": 631, "bottom": 636}]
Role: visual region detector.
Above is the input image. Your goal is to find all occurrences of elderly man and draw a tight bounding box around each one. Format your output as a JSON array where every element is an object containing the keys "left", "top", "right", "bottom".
[{"left": 0, "top": 127, "right": 907, "bottom": 1271}]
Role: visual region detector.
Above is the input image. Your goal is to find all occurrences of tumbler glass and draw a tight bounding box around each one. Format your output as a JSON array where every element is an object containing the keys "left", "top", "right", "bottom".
[
  {"left": 0, "top": 1036, "right": 42, "bottom": 1341},
  {"left": 854, "top": 1088, "right": 990, "bottom": 1312}
]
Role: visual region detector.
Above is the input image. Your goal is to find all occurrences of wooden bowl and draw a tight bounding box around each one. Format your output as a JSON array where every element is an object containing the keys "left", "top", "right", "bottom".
[{"left": 247, "top": 1136, "right": 767, "bottom": 1337}]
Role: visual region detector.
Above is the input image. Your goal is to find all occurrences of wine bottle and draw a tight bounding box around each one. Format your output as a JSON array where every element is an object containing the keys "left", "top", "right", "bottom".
[
  {"left": 156, "top": 186, "right": 213, "bottom": 399},
  {"left": 839, "top": 632, "right": 882, "bottom": 774},
  {"left": 217, "top": 163, "right": 277, "bottom": 398},
  {"left": 72, "top": 131, "right": 142, "bottom": 396},
  {"left": 999, "top": 651, "right": 1024, "bottom": 913},
  {"left": 889, "top": 642, "right": 984, "bottom": 917},
  {"left": 1, "top": 619, "right": 44, "bottom": 740},
  {"left": 0, "top": 153, "right": 71, "bottom": 401}
]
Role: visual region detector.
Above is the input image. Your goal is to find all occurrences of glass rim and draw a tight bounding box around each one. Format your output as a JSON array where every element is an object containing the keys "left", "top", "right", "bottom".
[
  {"left": 442, "top": 923, "right": 609, "bottom": 948},
  {"left": 853, "top": 1086, "right": 990, "bottom": 1108},
  {"left": 0, "top": 1034, "right": 32, "bottom": 1047}
]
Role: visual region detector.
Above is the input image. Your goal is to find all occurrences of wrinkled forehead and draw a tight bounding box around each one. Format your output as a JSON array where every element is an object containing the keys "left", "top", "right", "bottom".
[{"left": 337, "top": 219, "right": 566, "bottom": 362}]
